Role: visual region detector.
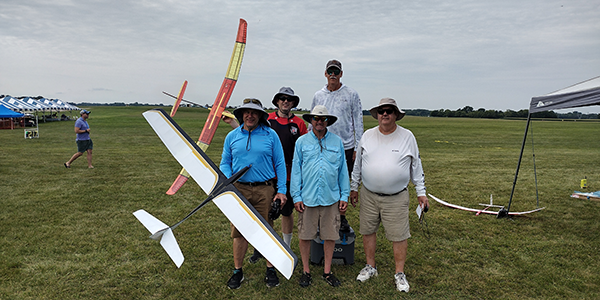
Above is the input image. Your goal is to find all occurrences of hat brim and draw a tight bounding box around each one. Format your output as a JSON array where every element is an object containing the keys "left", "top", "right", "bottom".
[
  {"left": 233, "top": 106, "right": 269, "bottom": 127},
  {"left": 369, "top": 106, "right": 405, "bottom": 121},
  {"left": 302, "top": 113, "right": 337, "bottom": 126},
  {"left": 272, "top": 93, "right": 300, "bottom": 108}
]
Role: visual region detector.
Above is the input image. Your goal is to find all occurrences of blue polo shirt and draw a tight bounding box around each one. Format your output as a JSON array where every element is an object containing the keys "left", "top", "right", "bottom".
[{"left": 220, "top": 124, "right": 287, "bottom": 194}]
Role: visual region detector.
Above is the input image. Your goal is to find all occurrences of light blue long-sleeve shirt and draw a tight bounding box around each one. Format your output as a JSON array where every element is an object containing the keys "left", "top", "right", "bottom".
[
  {"left": 291, "top": 130, "right": 350, "bottom": 207},
  {"left": 220, "top": 124, "right": 287, "bottom": 194},
  {"left": 311, "top": 84, "right": 363, "bottom": 151}
]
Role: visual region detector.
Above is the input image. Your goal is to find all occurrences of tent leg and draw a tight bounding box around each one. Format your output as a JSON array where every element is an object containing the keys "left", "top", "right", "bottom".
[{"left": 499, "top": 113, "right": 532, "bottom": 219}]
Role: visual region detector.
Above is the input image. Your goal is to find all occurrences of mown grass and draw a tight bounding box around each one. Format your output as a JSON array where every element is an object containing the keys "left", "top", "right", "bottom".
[{"left": 1, "top": 106, "right": 599, "bottom": 299}]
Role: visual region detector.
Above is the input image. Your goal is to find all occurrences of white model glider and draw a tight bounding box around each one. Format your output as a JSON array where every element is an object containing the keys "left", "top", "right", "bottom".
[
  {"left": 429, "top": 194, "right": 545, "bottom": 216},
  {"left": 134, "top": 108, "right": 298, "bottom": 279}
]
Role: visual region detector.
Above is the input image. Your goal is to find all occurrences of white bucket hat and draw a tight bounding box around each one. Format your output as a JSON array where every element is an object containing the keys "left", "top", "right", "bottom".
[
  {"left": 369, "top": 97, "right": 406, "bottom": 121},
  {"left": 302, "top": 105, "right": 338, "bottom": 125}
]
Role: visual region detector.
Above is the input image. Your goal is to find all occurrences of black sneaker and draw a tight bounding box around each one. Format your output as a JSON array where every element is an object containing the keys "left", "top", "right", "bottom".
[
  {"left": 299, "top": 272, "right": 312, "bottom": 287},
  {"left": 323, "top": 272, "right": 341, "bottom": 287},
  {"left": 227, "top": 269, "right": 244, "bottom": 289},
  {"left": 340, "top": 215, "right": 350, "bottom": 232},
  {"left": 265, "top": 267, "right": 280, "bottom": 287},
  {"left": 248, "top": 249, "right": 263, "bottom": 264}
]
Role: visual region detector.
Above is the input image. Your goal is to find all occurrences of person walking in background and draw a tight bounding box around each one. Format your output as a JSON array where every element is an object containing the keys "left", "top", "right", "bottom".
[
  {"left": 291, "top": 105, "right": 349, "bottom": 288},
  {"left": 219, "top": 98, "right": 288, "bottom": 289},
  {"left": 311, "top": 59, "right": 363, "bottom": 232},
  {"left": 349, "top": 97, "right": 429, "bottom": 293},
  {"left": 64, "top": 109, "right": 93, "bottom": 169}
]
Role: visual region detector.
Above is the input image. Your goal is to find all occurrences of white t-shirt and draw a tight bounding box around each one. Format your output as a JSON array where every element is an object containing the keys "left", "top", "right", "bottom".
[{"left": 351, "top": 124, "right": 426, "bottom": 196}]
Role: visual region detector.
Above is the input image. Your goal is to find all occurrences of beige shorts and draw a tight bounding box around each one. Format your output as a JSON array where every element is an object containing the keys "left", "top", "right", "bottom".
[
  {"left": 230, "top": 182, "right": 275, "bottom": 239},
  {"left": 297, "top": 203, "right": 340, "bottom": 241},
  {"left": 359, "top": 186, "right": 411, "bottom": 242}
]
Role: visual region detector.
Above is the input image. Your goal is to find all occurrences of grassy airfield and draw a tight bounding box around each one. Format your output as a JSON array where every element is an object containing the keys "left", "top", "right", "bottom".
[{"left": 1, "top": 106, "right": 598, "bottom": 299}]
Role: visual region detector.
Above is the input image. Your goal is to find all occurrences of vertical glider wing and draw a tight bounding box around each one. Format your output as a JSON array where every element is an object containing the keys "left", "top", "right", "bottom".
[
  {"left": 166, "top": 18, "right": 247, "bottom": 195},
  {"left": 135, "top": 109, "right": 297, "bottom": 279},
  {"left": 169, "top": 80, "right": 188, "bottom": 117}
]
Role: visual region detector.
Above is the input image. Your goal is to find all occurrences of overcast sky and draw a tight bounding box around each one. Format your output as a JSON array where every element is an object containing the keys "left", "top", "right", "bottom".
[{"left": 1, "top": 0, "right": 599, "bottom": 112}]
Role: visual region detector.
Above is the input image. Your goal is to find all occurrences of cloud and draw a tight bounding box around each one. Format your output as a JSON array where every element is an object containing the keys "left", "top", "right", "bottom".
[{"left": 0, "top": 0, "right": 598, "bottom": 112}]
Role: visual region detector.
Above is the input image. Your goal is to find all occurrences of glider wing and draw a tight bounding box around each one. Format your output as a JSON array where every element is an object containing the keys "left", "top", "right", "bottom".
[
  {"left": 143, "top": 109, "right": 221, "bottom": 194},
  {"left": 429, "top": 194, "right": 545, "bottom": 216},
  {"left": 170, "top": 80, "right": 188, "bottom": 117},
  {"left": 167, "top": 18, "right": 247, "bottom": 195}
]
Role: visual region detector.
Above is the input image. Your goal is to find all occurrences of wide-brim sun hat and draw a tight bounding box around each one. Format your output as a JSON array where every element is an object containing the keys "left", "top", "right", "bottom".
[
  {"left": 302, "top": 105, "right": 338, "bottom": 125},
  {"left": 233, "top": 98, "right": 270, "bottom": 126},
  {"left": 369, "top": 97, "right": 405, "bottom": 121},
  {"left": 272, "top": 86, "right": 300, "bottom": 108}
]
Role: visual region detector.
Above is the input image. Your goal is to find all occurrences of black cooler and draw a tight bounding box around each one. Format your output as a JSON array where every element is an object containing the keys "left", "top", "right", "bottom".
[{"left": 310, "top": 226, "right": 355, "bottom": 265}]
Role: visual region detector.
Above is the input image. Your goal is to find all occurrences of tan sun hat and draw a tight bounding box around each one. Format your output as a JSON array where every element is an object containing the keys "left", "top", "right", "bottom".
[
  {"left": 369, "top": 97, "right": 406, "bottom": 121},
  {"left": 302, "top": 105, "right": 337, "bottom": 125}
]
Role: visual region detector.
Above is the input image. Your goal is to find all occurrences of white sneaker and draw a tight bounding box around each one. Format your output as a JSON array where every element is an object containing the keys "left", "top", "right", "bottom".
[
  {"left": 356, "top": 264, "right": 378, "bottom": 282},
  {"left": 395, "top": 272, "right": 410, "bottom": 292}
]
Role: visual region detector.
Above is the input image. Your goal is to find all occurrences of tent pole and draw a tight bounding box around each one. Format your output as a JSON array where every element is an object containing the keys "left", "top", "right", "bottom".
[{"left": 498, "top": 113, "right": 531, "bottom": 219}]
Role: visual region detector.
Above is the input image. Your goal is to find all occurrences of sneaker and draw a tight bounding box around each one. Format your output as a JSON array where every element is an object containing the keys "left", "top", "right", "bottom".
[
  {"left": 248, "top": 249, "right": 263, "bottom": 264},
  {"left": 265, "top": 268, "right": 280, "bottom": 287},
  {"left": 356, "top": 264, "right": 378, "bottom": 282},
  {"left": 323, "top": 272, "right": 341, "bottom": 287},
  {"left": 394, "top": 272, "right": 410, "bottom": 293},
  {"left": 299, "top": 272, "right": 312, "bottom": 287},
  {"left": 227, "top": 269, "right": 244, "bottom": 289},
  {"left": 340, "top": 215, "right": 350, "bottom": 232}
]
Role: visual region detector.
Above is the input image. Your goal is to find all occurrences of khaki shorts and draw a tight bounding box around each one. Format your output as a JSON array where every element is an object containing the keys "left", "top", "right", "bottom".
[
  {"left": 230, "top": 182, "right": 275, "bottom": 239},
  {"left": 297, "top": 203, "right": 340, "bottom": 241},
  {"left": 359, "top": 186, "right": 411, "bottom": 242}
]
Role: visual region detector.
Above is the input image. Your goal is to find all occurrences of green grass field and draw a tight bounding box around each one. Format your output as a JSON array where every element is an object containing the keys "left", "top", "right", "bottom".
[{"left": 1, "top": 106, "right": 599, "bottom": 299}]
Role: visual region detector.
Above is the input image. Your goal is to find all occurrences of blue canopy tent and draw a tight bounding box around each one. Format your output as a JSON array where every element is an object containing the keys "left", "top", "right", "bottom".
[{"left": 0, "top": 104, "right": 25, "bottom": 129}]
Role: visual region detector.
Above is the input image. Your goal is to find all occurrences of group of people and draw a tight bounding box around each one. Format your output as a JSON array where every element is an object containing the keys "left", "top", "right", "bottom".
[{"left": 219, "top": 59, "right": 429, "bottom": 293}]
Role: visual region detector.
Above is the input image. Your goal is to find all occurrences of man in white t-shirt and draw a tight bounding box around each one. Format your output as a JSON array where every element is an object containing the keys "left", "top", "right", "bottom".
[{"left": 349, "top": 97, "right": 429, "bottom": 293}]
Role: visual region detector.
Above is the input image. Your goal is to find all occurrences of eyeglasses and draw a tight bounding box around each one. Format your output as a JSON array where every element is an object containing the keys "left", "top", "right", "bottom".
[
  {"left": 326, "top": 68, "right": 341, "bottom": 76},
  {"left": 278, "top": 97, "right": 294, "bottom": 102},
  {"left": 312, "top": 116, "right": 328, "bottom": 122},
  {"left": 243, "top": 98, "right": 262, "bottom": 105},
  {"left": 377, "top": 108, "right": 396, "bottom": 115}
]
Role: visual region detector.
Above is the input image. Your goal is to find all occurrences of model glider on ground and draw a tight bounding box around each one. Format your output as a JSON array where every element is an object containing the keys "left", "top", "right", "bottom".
[
  {"left": 134, "top": 108, "right": 298, "bottom": 279},
  {"left": 429, "top": 194, "right": 545, "bottom": 216},
  {"left": 162, "top": 90, "right": 236, "bottom": 119},
  {"left": 166, "top": 18, "right": 247, "bottom": 196},
  {"left": 571, "top": 191, "right": 600, "bottom": 201}
]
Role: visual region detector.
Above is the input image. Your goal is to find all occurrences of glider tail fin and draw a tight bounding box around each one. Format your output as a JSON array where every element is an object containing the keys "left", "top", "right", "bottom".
[{"left": 133, "top": 209, "right": 184, "bottom": 268}]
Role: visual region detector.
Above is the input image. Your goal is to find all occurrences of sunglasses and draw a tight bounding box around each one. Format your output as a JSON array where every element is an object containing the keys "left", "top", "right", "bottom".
[
  {"left": 278, "top": 96, "right": 294, "bottom": 102},
  {"left": 377, "top": 108, "right": 396, "bottom": 115},
  {"left": 312, "top": 116, "right": 328, "bottom": 122},
  {"left": 243, "top": 98, "right": 262, "bottom": 105},
  {"left": 326, "top": 68, "right": 341, "bottom": 76}
]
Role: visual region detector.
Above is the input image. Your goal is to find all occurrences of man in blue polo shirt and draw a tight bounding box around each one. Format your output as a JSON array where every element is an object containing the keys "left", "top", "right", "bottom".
[{"left": 220, "top": 98, "right": 287, "bottom": 289}]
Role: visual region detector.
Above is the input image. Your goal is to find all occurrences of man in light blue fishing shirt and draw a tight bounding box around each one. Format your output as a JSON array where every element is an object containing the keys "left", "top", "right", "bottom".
[{"left": 291, "top": 105, "right": 349, "bottom": 288}]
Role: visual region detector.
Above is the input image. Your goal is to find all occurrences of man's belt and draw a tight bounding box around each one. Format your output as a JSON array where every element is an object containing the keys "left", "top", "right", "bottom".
[
  {"left": 237, "top": 179, "right": 274, "bottom": 187},
  {"left": 370, "top": 187, "right": 407, "bottom": 197}
]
